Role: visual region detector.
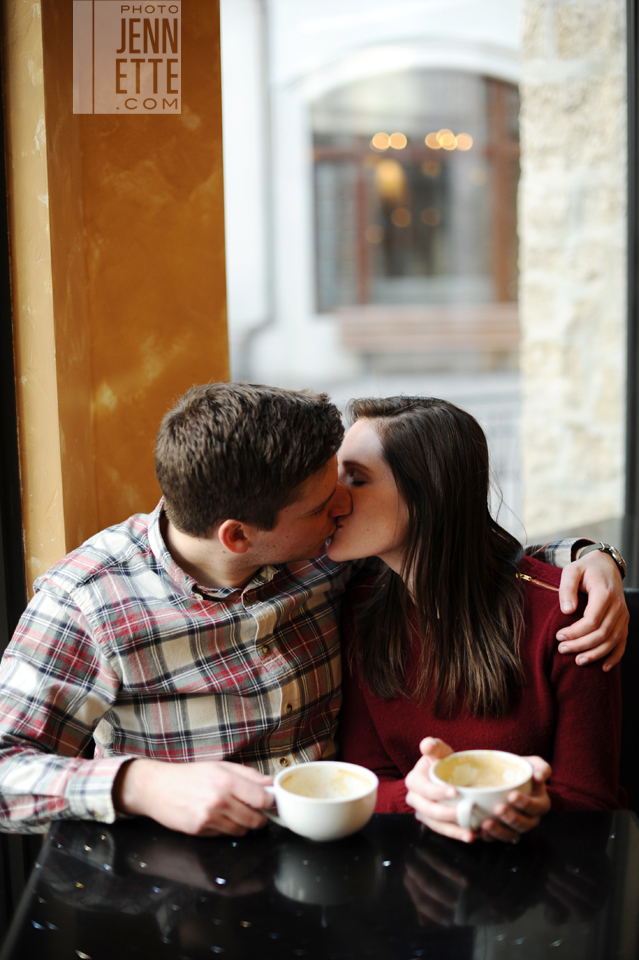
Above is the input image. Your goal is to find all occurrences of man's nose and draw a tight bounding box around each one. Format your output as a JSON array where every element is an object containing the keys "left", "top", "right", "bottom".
[{"left": 329, "top": 482, "right": 352, "bottom": 518}]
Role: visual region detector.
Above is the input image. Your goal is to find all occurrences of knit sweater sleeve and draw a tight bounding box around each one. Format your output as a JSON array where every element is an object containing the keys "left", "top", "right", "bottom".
[
  {"left": 340, "top": 644, "right": 412, "bottom": 813},
  {"left": 543, "top": 613, "right": 623, "bottom": 811}
]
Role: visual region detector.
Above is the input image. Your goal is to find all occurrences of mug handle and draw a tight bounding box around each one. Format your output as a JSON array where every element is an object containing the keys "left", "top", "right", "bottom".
[
  {"left": 456, "top": 797, "right": 477, "bottom": 830},
  {"left": 263, "top": 785, "right": 284, "bottom": 826}
]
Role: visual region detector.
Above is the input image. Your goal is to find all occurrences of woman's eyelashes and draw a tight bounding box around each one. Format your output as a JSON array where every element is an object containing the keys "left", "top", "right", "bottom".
[{"left": 341, "top": 471, "right": 366, "bottom": 487}]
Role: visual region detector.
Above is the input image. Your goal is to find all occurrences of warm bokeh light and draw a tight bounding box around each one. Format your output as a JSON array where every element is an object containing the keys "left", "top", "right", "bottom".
[
  {"left": 375, "top": 159, "right": 406, "bottom": 201},
  {"left": 421, "top": 160, "right": 441, "bottom": 178},
  {"left": 389, "top": 132, "right": 407, "bottom": 150},
  {"left": 425, "top": 132, "right": 441, "bottom": 150},
  {"left": 365, "top": 224, "right": 385, "bottom": 243},
  {"left": 455, "top": 133, "right": 473, "bottom": 151},
  {"left": 421, "top": 207, "right": 441, "bottom": 226},
  {"left": 371, "top": 132, "right": 390, "bottom": 151},
  {"left": 391, "top": 207, "right": 411, "bottom": 228},
  {"left": 437, "top": 129, "right": 456, "bottom": 150}
]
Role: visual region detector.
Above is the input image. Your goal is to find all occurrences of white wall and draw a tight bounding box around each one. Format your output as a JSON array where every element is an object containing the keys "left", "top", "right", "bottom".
[{"left": 220, "top": 0, "right": 270, "bottom": 376}]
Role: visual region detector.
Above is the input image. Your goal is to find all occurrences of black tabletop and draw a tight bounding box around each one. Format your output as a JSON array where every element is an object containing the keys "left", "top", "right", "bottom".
[{"left": 1, "top": 811, "right": 638, "bottom": 960}]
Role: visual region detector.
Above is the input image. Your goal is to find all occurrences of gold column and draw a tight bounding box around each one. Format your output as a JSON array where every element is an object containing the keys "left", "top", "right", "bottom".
[{"left": 1, "top": 0, "right": 229, "bottom": 591}]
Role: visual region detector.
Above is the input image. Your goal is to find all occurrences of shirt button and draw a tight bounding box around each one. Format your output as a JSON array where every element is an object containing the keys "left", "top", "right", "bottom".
[
  {"left": 260, "top": 645, "right": 270, "bottom": 656},
  {"left": 285, "top": 703, "right": 292, "bottom": 714},
  {"left": 279, "top": 757, "right": 289, "bottom": 767}
]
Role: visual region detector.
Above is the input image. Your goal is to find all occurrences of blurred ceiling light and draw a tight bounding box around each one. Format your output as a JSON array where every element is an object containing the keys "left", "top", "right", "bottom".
[
  {"left": 437, "top": 129, "right": 456, "bottom": 150},
  {"left": 389, "top": 132, "right": 407, "bottom": 150},
  {"left": 421, "top": 160, "right": 441, "bottom": 178},
  {"left": 365, "top": 224, "right": 385, "bottom": 243},
  {"left": 375, "top": 159, "right": 406, "bottom": 201},
  {"left": 371, "top": 132, "right": 390, "bottom": 151},
  {"left": 421, "top": 207, "right": 441, "bottom": 226},
  {"left": 391, "top": 207, "right": 411, "bottom": 228},
  {"left": 455, "top": 133, "right": 473, "bottom": 151},
  {"left": 425, "top": 132, "right": 440, "bottom": 150}
]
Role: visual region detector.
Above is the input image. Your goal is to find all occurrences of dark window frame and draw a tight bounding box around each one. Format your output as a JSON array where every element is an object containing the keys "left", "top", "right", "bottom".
[{"left": 625, "top": 0, "right": 639, "bottom": 586}]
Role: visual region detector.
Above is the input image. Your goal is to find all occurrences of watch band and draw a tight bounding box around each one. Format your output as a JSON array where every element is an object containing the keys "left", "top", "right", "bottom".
[{"left": 579, "top": 542, "right": 627, "bottom": 580}]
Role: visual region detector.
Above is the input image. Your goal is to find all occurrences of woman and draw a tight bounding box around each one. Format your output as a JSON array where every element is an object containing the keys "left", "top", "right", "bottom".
[{"left": 327, "top": 397, "right": 623, "bottom": 844}]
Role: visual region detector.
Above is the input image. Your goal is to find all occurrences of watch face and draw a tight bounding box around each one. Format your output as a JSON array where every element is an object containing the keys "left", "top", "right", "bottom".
[{"left": 603, "top": 544, "right": 627, "bottom": 577}]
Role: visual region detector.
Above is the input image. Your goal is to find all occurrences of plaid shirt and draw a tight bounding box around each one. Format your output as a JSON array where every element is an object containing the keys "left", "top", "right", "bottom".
[{"left": 0, "top": 499, "right": 578, "bottom": 834}]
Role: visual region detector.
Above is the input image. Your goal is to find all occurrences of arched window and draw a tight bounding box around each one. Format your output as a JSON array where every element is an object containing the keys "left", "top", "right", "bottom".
[{"left": 312, "top": 69, "right": 520, "bottom": 370}]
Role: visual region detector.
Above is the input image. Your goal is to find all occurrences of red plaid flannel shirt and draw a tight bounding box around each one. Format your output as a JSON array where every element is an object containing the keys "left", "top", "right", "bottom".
[{"left": 0, "top": 497, "right": 575, "bottom": 833}]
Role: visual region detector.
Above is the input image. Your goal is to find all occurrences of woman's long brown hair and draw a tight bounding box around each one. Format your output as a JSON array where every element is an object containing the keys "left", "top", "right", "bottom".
[{"left": 348, "top": 397, "right": 525, "bottom": 717}]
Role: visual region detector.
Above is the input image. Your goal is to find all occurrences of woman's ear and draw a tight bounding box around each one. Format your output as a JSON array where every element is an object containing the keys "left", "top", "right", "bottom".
[{"left": 217, "top": 519, "right": 251, "bottom": 554}]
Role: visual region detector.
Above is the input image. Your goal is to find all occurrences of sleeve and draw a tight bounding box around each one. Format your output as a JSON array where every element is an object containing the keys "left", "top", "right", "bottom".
[
  {"left": 523, "top": 539, "right": 588, "bottom": 567},
  {"left": 339, "top": 659, "right": 412, "bottom": 813},
  {"left": 0, "top": 585, "right": 134, "bottom": 833},
  {"left": 543, "top": 607, "right": 623, "bottom": 811}
]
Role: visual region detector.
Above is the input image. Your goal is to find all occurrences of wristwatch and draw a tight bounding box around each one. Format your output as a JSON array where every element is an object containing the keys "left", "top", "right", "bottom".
[{"left": 579, "top": 542, "right": 627, "bottom": 580}]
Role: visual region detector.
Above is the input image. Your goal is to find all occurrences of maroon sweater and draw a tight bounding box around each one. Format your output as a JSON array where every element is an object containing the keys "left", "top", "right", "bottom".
[{"left": 340, "top": 556, "right": 624, "bottom": 813}]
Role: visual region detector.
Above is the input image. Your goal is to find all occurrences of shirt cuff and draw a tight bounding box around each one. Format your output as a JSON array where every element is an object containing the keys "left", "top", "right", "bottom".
[
  {"left": 523, "top": 538, "right": 590, "bottom": 569},
  {"left": 65, "top": 755, "right": 136, "bottom": 823}
]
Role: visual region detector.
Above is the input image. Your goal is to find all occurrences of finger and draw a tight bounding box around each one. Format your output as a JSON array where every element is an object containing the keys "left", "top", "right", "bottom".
[
  {"left": 557, "top": 604, "right": 628, "bottom": 659},
  {"left": 227, "top": 778, "right": 275, "bottom": 812},
  {"left": 571, "top": 605, "right": 628, "bottom": 666},
  {"left": 210, "top": 794, "right": 270, "bottom": 832},
  {"left": 406, "top": 791, "right": 461, "bottom": 825},
  {"left": 405, "top": 771, "right": 457, "bottom": 803},
  {"left": 603, "top": 632, "right": 627, "bottom": 671},
  {"left": 415, "top": 813, "right": 475, "bottom": 844},
  {"left": 558, "top": 564, "right": 581, "bottom": 615},
  {"left": 524, "top": 756, "right": 552, "bottom": 783},
  {"left": 419, "top": 737, "right": 454, "bottom": 760},
  {"left": 218, "top": 762, "right": 274, "bottom": 785},
  {"left": 556, "top": 591, "right": 627, "bottom": 643}
]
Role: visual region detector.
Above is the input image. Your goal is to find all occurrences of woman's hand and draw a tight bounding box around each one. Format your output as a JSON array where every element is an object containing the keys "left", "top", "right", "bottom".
[
  {"left": 479, "top": 756, "right": 552, "bottom": 842},
  {"left": 405, "top": 738, "right": 476, "bottom": 844},
  {"left": 405, "top": 738, "right": 552, "bottom": 844}
]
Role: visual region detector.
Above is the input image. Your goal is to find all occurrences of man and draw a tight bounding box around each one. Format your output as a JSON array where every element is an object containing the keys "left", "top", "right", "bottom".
[{"left": 0, "top": 384, "right": 628, "bottom": 836}]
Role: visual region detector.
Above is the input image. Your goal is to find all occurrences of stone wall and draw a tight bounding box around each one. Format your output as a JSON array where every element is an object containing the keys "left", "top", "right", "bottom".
[{"left": 519, "top": 0, "right": 627, "bottom": 538}]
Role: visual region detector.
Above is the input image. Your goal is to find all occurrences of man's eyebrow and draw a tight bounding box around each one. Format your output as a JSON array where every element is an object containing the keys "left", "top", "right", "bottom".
[{"left": 303, "top": 484, "right": 337, "bottom": 516}]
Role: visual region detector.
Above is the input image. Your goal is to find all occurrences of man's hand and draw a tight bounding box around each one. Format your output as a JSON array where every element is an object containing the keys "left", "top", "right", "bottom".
[
  {"left": 557, "top": 550, "right": 628, "bottom": 670},
  {"left": 113, "top": 758, "right": 274, "bottom": 836}
]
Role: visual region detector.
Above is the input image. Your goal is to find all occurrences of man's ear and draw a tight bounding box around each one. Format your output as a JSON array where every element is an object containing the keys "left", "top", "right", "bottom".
[{"left": 217, "top": 519, "right": 252, "bottom": 554}]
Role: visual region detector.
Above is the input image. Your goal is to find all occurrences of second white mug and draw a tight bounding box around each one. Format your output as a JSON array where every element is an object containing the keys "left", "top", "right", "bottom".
[{"left": 429, "top": 749, "right": 533, "bottom": 830}]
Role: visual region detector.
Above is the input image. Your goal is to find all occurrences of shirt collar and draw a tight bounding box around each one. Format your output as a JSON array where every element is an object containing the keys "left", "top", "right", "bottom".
[{"left": 147, "top": 499, "right": 284, "bottom": 599}]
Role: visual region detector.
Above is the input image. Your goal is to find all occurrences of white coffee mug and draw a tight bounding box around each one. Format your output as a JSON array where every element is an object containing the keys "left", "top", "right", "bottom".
[
  {"left": 265, "top": 761, "right": 378, "bottom": 842},
  {"left": 429, "top": 749, "right": 533, "bottom": 830}
]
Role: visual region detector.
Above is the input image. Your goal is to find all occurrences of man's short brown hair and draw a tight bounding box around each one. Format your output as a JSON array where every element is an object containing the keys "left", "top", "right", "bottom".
[{"left": 155, "top": 383, "right": 344, "bottom": 536}]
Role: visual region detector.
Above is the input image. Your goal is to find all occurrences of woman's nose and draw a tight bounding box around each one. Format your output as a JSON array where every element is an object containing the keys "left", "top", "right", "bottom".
[{"left": 329, "top": 483, "right": 352, "bottom": 518}]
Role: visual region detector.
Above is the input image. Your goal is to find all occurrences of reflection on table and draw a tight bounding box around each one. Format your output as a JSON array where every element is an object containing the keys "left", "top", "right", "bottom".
[{"left": 1, "top": 811, "right": 638, "bottom": 959}]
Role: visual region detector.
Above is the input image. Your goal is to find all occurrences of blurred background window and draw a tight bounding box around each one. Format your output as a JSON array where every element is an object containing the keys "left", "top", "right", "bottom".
[
  {"left": 313, "top": 72, "right": 518, "bottom": 314},
  {"left": 221, "top": 0, "right": 627, "bottom": 548}
]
